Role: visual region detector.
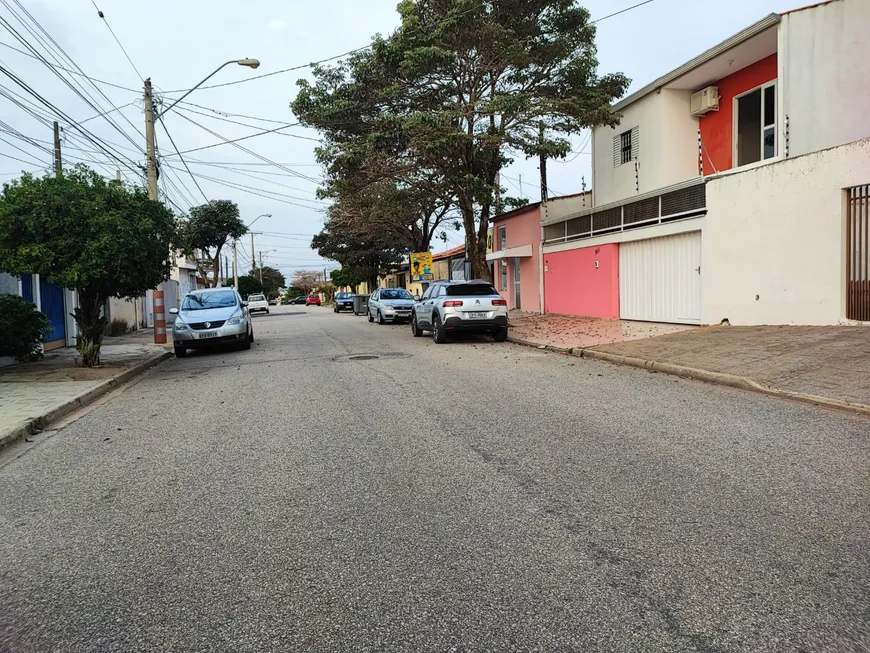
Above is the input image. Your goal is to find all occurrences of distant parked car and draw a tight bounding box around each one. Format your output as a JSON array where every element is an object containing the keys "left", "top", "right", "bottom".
[
  {"left": 170, "top": 287, "right": 253, "bottom": 358},
  {"left": 410, "top": 280, "right": 508, "bottom": 343},
  {"left": 268, "top": 298, "right": 277, "bottom": 306},
  {"left": 291, "top": 296, "right": 307, "bottom": 305},
  {"left": 334, "top": 292, "right": 354, "bottom": 313},
  {"left": 306, "top": 294, "right": 322, "bottom": 306},
  {"left": 369, "top": 288, "right": 415, "bottom": 324},
  {"left": 247, "top": 293, "right": 269, "bottom": 315}
]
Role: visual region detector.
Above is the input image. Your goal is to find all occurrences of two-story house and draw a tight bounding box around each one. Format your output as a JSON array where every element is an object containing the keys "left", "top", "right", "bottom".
[{"left": 541, "top": 0, "right": 870, "bottom": 326}]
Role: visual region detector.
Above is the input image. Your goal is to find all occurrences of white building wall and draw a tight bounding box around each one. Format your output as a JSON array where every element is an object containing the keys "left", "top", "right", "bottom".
[
  {"left": 781, "top": 0, "right": 870, "bottom": 158},
  {"left": 592, "top": 90, "right": 700, "bottom": 207},
  {"left": 702, "top": 137, "right": 870, "bottom": 326}
]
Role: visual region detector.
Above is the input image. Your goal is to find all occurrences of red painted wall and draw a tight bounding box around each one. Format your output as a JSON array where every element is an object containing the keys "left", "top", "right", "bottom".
[
  {"left": 543, "top": 244, "right": 619, "bottom": 318},
  {"left": 492, "top": 206, "right": 541, "bottom": 311},
  {"left": 700, "top": 54, "right": 777, "bottom": 174}
]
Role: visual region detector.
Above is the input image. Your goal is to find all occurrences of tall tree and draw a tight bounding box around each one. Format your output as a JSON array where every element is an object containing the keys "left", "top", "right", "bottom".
[
  {"left": 330, "top": 267, "right": 363, "bottom": 292},
  {"left": 0, "top": 166, "right": 176, "bottom": 367},
  {"left": 292, "top": 270, "right": 323, "bottom": 294},
  {"left": 249, "top": 265, "right": 286, "bottom": 297},
  {"left": 293, "top": 0, "right": 629, "bottom": 277},
  {"left": 177, "top": 200, "right": 246, "bottom": 287}
]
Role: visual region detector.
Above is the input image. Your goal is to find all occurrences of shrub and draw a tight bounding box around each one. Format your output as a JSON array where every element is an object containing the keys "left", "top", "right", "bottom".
[
  {"left": 0, "top": 293, "right": 51, "bottom": 362},
  {"left": 105, "top": 318, "right": 130, "bottom": 337}
]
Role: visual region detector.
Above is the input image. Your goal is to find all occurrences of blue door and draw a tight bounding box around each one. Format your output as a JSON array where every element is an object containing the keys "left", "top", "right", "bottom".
[
  {"left": 39, "top": 278, "right": 66, "bottom": 344},
  {"left": 20, "top": 274, "right": 34, "bottom": 303}
]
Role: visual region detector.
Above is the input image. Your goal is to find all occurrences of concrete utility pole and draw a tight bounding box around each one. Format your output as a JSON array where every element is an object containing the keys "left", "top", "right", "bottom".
[
  {"left": 52, "top": 121, "right": 62, "bottom": 177},
  {"left": 233, "top": 240, "right": 239, "bottom": 290},
  {"left": 250, "top": 232, "right": 256, "bottom": 280},
  {"left": 143, "top": 79, "right": 158, "bottom": 200},
  {"left": 258, "top": 252, "right": 264, "bottom": 286},
  {"left": 539, "top": 122, "right": 548, "bottom": 204}
]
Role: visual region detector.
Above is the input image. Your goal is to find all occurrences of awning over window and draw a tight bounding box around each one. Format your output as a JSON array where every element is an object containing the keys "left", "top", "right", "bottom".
[{"left": 486, "top": 244, "right": 533, "bottom": 261}]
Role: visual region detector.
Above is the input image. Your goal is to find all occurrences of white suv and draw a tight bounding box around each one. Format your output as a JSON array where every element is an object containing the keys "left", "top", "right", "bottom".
[
  {"left": 410, "top": 280, "right": 509, "bottom": 343},
  {"left": 247, "top": 294, "right": 269, "bottom": 315}
]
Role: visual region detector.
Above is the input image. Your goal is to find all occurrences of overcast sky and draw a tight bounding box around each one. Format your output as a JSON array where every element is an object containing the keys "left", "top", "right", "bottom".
[{"left": 0, "top": 0, "right": 794, "bottom": 279}]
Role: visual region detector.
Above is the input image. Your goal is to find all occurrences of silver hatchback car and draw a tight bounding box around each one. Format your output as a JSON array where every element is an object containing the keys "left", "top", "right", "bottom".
[
  {"left": 410, "top": 280, "right": 509, "bottom": 343},
  {"left": 170, "top": 287, "right": 253, "bottom": 358},
  {"left": 368, "top": 287, "right": 416, "bottom": 324}
]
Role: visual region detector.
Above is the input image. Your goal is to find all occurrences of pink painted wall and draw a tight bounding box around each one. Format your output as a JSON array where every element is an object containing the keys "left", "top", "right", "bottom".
[
  {"left": 492, "top": 206, "right": 541, "bottom": 312},
  {"left": 543, "top": 244, "right": 619, "bottom": 318}
]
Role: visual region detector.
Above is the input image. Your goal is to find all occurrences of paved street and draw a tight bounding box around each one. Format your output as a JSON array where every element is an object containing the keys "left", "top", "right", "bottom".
[{"left": 1, "top": 306, "right": 868, "bottom": 652}]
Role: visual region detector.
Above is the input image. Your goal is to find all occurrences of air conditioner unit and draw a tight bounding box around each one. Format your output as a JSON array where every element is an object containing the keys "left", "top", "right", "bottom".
[{"left": 691, "top": 86, "right": 719, "bottom": 116}]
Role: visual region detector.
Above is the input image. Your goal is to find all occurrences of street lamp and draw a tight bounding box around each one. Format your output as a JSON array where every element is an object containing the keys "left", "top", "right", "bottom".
[{"left": 144, "top": 58, "right": 261, "bottom": 201}]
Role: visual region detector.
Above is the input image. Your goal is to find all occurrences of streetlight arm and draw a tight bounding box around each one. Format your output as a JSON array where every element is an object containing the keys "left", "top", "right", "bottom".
[{"left": 158, "top": 59, "right": 259, "bottom": 118}]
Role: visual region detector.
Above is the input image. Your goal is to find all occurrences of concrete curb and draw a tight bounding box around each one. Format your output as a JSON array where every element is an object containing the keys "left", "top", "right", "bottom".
[
  {"left": 578, "top": 348, "right": 870, "bottom": 418},
  {"left": 0, "top": 350, "right": 171, "bottom": 450},
  {"left": 507, "top": 337, "right": 572, "bottom": 354}
]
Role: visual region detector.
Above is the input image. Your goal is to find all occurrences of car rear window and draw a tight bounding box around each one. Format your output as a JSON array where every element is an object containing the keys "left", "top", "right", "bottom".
[
  {"left": 446, "top": 284, "right": 498, "bottom": 296},
  {"left": 249, "top": 295, "right": 265, "bottom": 302}
]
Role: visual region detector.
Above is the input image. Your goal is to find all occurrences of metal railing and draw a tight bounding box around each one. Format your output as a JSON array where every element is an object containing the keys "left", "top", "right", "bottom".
[{"left": 847, "top": 184, "right": 870, "bottom": 321}]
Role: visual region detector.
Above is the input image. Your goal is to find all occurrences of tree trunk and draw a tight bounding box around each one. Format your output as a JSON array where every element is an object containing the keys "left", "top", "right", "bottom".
[{"left": 73, "top": 286, "right": 107, "bottom": 367}]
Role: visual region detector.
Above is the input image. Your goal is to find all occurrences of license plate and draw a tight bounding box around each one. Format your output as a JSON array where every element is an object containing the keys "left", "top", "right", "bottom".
[
  {"left": 468, "top": 312, "right": 488, "bottom": 319},
  {"left": 198, "top": 331, "right": 218, "bottom": 339}
]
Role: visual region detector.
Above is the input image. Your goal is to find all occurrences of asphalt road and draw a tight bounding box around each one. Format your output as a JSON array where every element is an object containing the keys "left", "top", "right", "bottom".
[{"left": 1, "top": 305, "right": 868, "bottom": 652}]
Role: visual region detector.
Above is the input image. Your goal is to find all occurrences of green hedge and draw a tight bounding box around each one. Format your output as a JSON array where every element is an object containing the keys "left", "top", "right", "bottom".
[{"left": 0, "top": 293, "right": 51, "bottom": 362}]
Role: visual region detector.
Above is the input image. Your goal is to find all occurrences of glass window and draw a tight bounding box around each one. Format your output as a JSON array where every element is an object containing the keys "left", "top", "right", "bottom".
[
  {"left": 499, "top": 226, "right": 507, "bottom": 251},
  {"left": 380, "top": 289, "right": 413, "bottom": 300},
  {"left": 446, "top": 283, "right": 499, "bottom": 296},
  {"left": 182, "top": 290, "right": 238, "bottom": 311},
  {"left": 500, "top": 260, "right": 508, "bottom": 291},
  {"left": 736, "top": 83, "right": 776, "bottom": 166},
  {"left": 620, "top": 130, "right": 632, "bottom": 164}
]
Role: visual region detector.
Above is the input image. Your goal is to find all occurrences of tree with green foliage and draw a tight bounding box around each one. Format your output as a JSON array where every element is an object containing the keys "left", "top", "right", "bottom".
[
  {"left": 249, "top": 265, "right": 286, "bottom": 297},
  {"left": 177, "top": 200, "right": 246, "bottom": 287},
  {"left": 330, "top": 267, "right": 363, "bottom": 292},
  {"left": 226, "top": 275, "right": 262, "bottom": 298},
  {"left": 0, "top": 166, "right": 176, "bottom": 366},
  {"left": 293, "top": 0, "right": 629, "bottom": 278},
  {"left": 0, "top": 294, "right": 51, "bottom": 362}
]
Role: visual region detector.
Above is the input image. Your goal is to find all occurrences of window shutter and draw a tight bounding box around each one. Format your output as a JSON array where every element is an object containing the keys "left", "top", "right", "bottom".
[
  {"left": 631, "top": 126, "right": 639, "bottom": 161},
  {"left": 613, "top": 134, "right": 621, "bottom": 167}
]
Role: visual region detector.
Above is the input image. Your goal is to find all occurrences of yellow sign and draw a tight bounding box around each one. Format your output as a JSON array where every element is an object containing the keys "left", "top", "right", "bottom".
[
  {"left": 486, "top": 228, "right": 493, "bottom": 254},
  {"left": 410, "top": 251, "right": 434, "bottom": 281}
]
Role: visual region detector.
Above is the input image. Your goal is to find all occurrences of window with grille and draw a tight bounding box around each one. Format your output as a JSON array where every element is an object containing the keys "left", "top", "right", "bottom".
[{"left": 613, "top": 126, "right": 639, "bottom": 166}]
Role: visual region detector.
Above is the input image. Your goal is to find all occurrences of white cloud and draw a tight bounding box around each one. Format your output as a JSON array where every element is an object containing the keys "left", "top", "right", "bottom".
[{"left": 268, "top": 19, "right": 287, "bottom": 31}]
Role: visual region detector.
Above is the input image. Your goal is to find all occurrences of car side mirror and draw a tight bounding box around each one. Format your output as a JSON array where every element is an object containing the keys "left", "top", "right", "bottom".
[
  {"left": 169, "top": 307, "right": 179, "bottom": 315},
  {"left": 241, "top": 301, "right": 248, "bottom": 307}
]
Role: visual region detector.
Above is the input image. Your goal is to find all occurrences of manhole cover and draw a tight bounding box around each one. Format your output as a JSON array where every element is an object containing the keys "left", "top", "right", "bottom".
[
  {"left": 332, "top": 352, "right": 411, "bottom": 362},
  {"left": 349, "top": 355, "right": 379, "bottom": 361}
]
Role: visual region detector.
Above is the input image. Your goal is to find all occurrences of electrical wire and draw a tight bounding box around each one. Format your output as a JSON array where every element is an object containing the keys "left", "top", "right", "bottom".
[
  {"left": 89, "top": 0, "right": 143, "bottom": 80},
  {"left": 158, "top": 117, "right": 208, "bottom": 203},
  {"left": 171, "top": 105, "right": 319, "bottom": 142}
]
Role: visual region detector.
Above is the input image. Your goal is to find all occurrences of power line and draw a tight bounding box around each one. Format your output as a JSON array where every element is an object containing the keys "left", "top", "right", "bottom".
[
  {"left": 89, "top": 0, "right": 143, "bottom": 80},
  {"left": 158, "top": 117, "right": 208, "bottom": 202},
  {"left": 169, "top": 104, "right": 318, "bottom": 141},
  {"left": 167, "top": 113, "right": 310, "bottom": 156}
]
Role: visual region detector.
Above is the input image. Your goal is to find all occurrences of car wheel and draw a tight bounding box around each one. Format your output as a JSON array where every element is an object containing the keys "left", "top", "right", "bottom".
[
  {"left": 377, "top": 310, "right": 384, "bottom": 325},
  {"left": 493, "top": 328, "right": 508, "bottom": 342},
  {"left": 368, "top": 309, "right": 374, "bottom": 323},
  {"left": 174, "top": 344, "right": 187, "bottom": 358},
  {"left": 410, "top": 313, "right": 423, "bottom": 337},
  {"left": 239, "top": 332, "right": 251, "bottom": 350},
  {"left": 266, "top": 309, "right": 270, "bottom": 315},
  {"left": 249, "top": 327, "right": 254, "bottom": 343},
  {"left": 432, "top": 313, "right": 447, "bottom": 344}
]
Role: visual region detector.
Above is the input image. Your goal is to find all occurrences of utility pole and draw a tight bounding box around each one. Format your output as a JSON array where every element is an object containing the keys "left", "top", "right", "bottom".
[
  {"left": 224, "top": 254, "right": 229, "bottom": 287},
  {"left": 250, "top": 232, "right": 256, "bottom": 280},
  {"left": 539, "top": 122, "right": 548, "bottom": 204},
  {"left": 233, "top": 240, "right": 239, "bottom": 290},
  {"left": 258, "top": 252, "right": 264, "bottom": 286},
  {"left": 52, "top": 121, "right": 62, "bottom": 177},
  {"left": 143, "top": 78, "right": 158, "bottom": 200}
]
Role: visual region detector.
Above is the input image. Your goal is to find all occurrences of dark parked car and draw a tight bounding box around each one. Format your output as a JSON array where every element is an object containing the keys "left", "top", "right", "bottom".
[
  {"left": 291, "top": 296, "right": 307, "bottom": 305},
  {"left": 268, "top": 298, "right": 277, "bottom": 306},
  {"left": 334, "top": 292, "right": 354, "bottom": 313}
]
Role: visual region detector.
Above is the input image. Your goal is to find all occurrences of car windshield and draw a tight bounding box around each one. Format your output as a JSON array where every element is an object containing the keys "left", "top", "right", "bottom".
[
  {"left": 380, "top": 289, "right": 413, "bottom": 300},
  {"left": 336, "top": 293, "right": 352, "bottom": 299},
  {"left": 249, "top": 294, "right": 265, "bottom": 302},
  {"left": 446, "top": 283, "right": 498, "bottom": 296},
  {"left": 182, "top": 291, "right": 237, "bottom": 311}
]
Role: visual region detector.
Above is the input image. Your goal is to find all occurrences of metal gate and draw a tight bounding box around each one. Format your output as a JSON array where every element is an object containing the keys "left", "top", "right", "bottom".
[
  {"left": 619, "top": 231, "right": 702, "bottom": 324},
  {"left": 847, "top": 184, "right": 870, "bottom": 321}
]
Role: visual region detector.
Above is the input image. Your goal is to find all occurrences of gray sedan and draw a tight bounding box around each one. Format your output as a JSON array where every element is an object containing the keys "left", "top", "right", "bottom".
[
  {"left": 170, "top": 287, "right": 253, "bottom": 358},
  {"left": 368, "top": 288, "right": 416, "bottom": 324}
]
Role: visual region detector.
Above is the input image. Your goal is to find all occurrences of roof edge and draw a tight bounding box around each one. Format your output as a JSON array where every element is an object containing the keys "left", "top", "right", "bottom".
[{"left": 611, "top": 13, "right": 781, "bottom": 112}]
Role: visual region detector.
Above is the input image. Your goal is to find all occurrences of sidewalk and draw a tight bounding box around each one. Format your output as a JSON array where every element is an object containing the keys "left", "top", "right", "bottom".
[
  {"left": 508, "top": 312, "right": 870, "bottom": 415},
  {"left": 0, "top": 329, "right": 171, "bottom": 449}
]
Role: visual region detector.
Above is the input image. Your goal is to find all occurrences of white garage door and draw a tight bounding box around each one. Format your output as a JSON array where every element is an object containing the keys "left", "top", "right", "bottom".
[{"left": 619, "top": 231, "right": 701, "bottom": 324}]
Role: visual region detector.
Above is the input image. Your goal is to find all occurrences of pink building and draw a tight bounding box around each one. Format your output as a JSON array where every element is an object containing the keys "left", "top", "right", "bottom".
[{"left": 487, "top": 193, "right": 592, "bottom": 313}]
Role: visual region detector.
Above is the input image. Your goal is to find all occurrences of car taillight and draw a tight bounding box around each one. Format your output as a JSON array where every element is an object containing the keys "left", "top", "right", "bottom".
[
  {"left": 492, "top": 299, "right": 507, "bottom": 306},
  {"left": 443, "top": 300, "right": 463, "bottom": 307}
]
